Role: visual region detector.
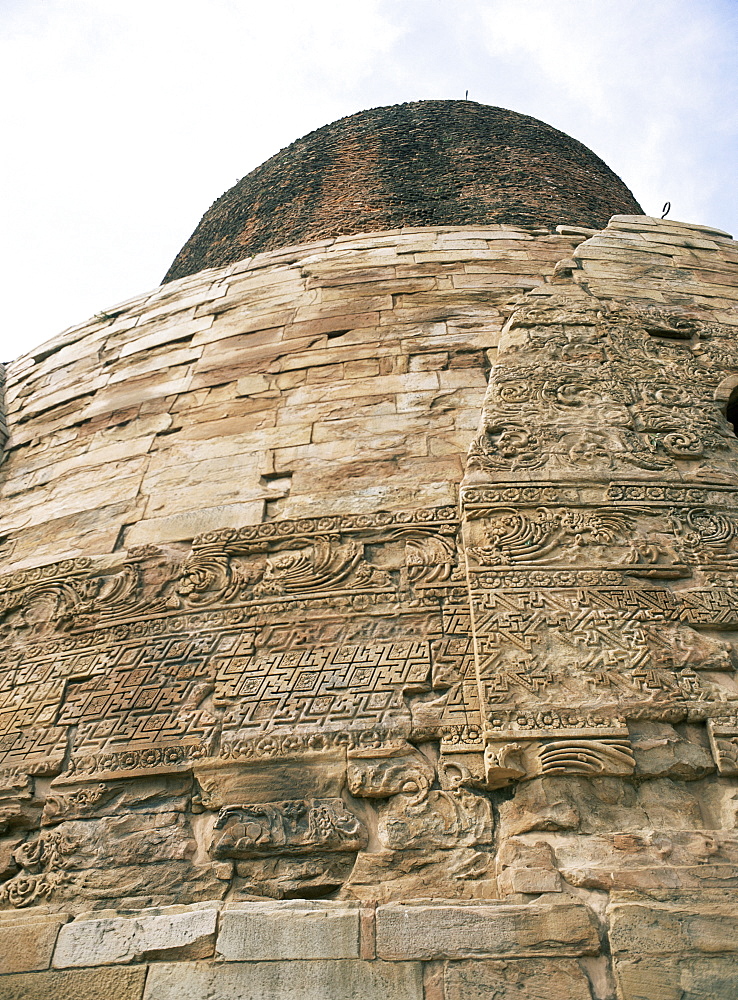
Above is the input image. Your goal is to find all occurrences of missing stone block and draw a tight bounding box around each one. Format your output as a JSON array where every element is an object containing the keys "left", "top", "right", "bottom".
[
  {"left": 261, "top": 471, "right": 292, "bottom": 521},
  {"left": 260, "top": 471, "right": 293, "bottom": 493}
]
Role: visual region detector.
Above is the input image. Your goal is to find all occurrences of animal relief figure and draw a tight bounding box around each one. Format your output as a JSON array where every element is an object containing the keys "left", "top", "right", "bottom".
[
  {"left": 210, "top": 798, "right": 367, "bottom": 859},
  {"left": 209, "top": 797, "right": 368, "bottom": 900}
]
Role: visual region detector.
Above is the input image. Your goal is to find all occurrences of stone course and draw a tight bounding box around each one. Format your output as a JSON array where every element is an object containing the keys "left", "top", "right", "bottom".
[
  {"left": 1, "top": 224, "right": 576, "bottom": 570},
  {"left": 375, "top": 901, "right": 599, "bottom": 960},
  {"left": 0, "top": 881, "right": 735, "bottom": 995}
]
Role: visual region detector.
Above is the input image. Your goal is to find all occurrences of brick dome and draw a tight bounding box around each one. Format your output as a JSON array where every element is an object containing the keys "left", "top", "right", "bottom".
[{"left": 163, "top": 100, "right": 643, "bottom": 282}]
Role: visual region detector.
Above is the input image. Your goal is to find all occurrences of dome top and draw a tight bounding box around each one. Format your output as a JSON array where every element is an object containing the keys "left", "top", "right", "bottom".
[{"left": 163, "top": 100, "right": 643, "bottom": 282}]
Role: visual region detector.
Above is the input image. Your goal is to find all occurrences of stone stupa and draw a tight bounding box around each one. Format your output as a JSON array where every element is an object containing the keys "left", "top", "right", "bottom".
[{"left": 1, "top": 102, "right": 737, "bottom": 1000}]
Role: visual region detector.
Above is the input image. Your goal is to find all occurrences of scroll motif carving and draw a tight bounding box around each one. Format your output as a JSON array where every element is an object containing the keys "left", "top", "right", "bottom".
[
  {"left": 707, "top": 718, "right": 738, "bottom": 775},
  {"left": 0, "top": 830, "right": 78, "bottom": 907},
  {"left": 468, "top": 299, "right": 738, "bottom": 481},
  {"left": 1, "top": 284, "right": 738, "bottom": 911},
  {"left": 0, "top": 506, "right": 463, "bottom": 781}
]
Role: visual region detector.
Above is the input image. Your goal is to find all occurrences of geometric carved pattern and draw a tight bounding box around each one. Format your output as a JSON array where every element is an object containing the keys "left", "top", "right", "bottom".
[
  {"left": 0, "top": 508, "right": 458, "bottom": 777},
  {"left": 1, "top": 300, "right": 738, "bottom": 789},
  {"left": 461, "top": 293, "right": 738, "bottom": 784}
]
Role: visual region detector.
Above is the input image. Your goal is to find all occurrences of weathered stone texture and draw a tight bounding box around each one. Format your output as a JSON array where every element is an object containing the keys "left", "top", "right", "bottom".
[
  {"left": 2, "top": 225, "right": 572, "bottom": 570},
  {"left": 443, "top": 958, "right": 594, "bottom": 1000},
  {"left": 53, "top": 904, "right": 219, "bottom": 967},
  {"left": 375, "top": 902, "right": 599, "bottom": 960},
  {"left": 216, "top": 902, "right": 360, "bottom": 961},
  {"left": 0, "top": 966, "right": 146, "bottom": 1000},
  {"left": 608, "top": 891, "right": 738, "bottom": 958},
  {"left": 143, "top": 959, "right": 423, "bottom": 1000},
  {"left": 614, "top": 955, "right": 738, "bottom": 1000},
  {"left": 0, "top": 911, "right": 68, "bottom": 973}
]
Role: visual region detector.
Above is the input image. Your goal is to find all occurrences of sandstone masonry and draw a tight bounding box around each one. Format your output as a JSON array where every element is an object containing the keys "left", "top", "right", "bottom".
[{"left": 1, "top": 213, "right": 738, "bottom": 999}]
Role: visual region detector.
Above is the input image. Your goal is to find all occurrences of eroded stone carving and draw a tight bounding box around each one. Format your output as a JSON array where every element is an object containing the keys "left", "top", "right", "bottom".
[
  {"left": 1, "top": 275, "right": 738, "bottom": 921},
  {"left": 347, "top": 744, "right": 493, "bottom": 849},
  {"left": 211, "top": 799, "right": 367, "bottom": 859}
]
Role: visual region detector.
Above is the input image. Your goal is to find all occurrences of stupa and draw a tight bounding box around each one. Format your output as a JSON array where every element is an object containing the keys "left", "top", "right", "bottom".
[{"left": 1, "top": 101, "right": 737, "bottom": 1000}]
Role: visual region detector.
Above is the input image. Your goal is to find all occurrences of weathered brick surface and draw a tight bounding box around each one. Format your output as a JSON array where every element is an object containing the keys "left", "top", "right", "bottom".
[{"left": 163, "top": 101, "right": 641, "bottom": 281}]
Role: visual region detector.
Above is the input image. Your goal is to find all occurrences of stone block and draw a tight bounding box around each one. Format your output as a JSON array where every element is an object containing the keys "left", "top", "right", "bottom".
[
  {"left": 119, "top": 315, "right": 214, "bottom": 359},
  {"left": 608, "top": 892, "right": 738, "bottom": 957},
  {"left": 284, "top": 312, "right": 383, "bottom": 341},
  {"left": 143, "top": 959, "right": 423, "bottom": 1000},
  {"left": 123, "top": 500, "right": 264, "bottom": 545},
  {"left": 375, "top": 902, "right": 599, "bottom": 960},
  {"left": 0, "top": 966, "right": 146, "bottom": 1000},
  {"left": 193, "top": 309, "right": 296, "bottom": 343},
  {"left": 108, "top": 346, "right": 203, "bottom": 384},
  {"left": 0, "top": 913, "right": 69, "bottom": 974},
  {"left": 216, "top": 902, "right": 360, "bottom": 960},
  {"left": 80, "top": 375, "right": 193, "bottom": 419},
  {"left": 53, "top": 905, "right": 219, "bottom": 967},
  {"left": 444, "top": 958, "right": 593, "bottom": 1000},
  {"left": 614, "top": 955, "right": 738, "bottom": 1000},
  {"left": 235, "top": 374, "right": 271, "bottom": 395},
  {"left": 509, "top": 867, "right": 563, "bottom": 894}
]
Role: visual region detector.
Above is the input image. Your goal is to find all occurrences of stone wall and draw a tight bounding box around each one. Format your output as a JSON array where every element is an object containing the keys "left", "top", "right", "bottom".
[
  {"left": 2, "top": 895, "right": 738, "bottom": 998},
  {"left": 1, "top": 224, "right": 578, "bottom": 571},
  {"left": 2, "top": 215, "right": 738, "bottom": 998}
]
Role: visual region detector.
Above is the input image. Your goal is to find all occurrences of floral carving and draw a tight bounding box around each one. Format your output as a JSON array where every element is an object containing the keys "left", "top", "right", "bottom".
[
  {"left": 348, "top": 746, "right": 494, "bottom": 849},
  {"left": 0, "top": 830, "right": 78, "bottom": 907}
]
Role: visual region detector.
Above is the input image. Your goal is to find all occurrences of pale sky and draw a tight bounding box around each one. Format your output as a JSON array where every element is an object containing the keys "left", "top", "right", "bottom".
[{"left": 1, "top": 0, "right": 736, "bottom": 361}]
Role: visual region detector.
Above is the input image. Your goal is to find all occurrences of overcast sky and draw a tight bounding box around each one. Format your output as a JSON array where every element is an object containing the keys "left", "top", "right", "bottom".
[{"left": 1, "top": 0, "right": 736, "bottom": 361}]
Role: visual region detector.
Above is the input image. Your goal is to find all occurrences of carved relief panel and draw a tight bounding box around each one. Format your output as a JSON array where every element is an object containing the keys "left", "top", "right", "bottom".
[{"left": 459, "top": 292, "right": 738, "bottom": 788}]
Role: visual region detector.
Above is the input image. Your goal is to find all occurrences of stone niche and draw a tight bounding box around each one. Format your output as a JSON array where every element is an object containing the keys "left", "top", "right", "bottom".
[{"left": 1, "top": 189, "right": 738, "bottom": 997}]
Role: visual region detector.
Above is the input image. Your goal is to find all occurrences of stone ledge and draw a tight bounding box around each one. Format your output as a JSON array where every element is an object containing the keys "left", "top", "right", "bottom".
[
  {"left": 375, "top": 901, "right": 600, "bottom": 960},
  {"left": 216, "top": 901, "right": 360, "bottom": 961},
  {"left": 143, "top": 959, "right": 423, "bottom": 1000},
  {"left": 53, "top": 904, "right": 219, "bottom": 968}
]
